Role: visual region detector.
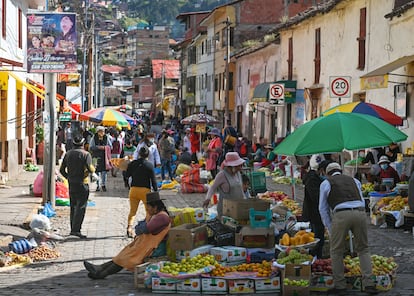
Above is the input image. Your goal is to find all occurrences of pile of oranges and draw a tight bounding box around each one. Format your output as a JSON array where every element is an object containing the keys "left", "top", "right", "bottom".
[{"left": 211, "top": 260, "right": 272, "bottom": 278}]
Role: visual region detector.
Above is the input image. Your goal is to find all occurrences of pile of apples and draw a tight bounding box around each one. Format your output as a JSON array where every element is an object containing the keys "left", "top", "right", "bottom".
[
  {"left": 258, "top": 191, "right": 289, "bottom": 202},
  {"left": 160, "top": 254, "right": 217, "bottom": 275},
  {"left": 311, "top": 258, "right": 332, "bottom": 274},
  {"left": 283, "top": 278, "right": 309, "bottom": 287},
  {"left": 344, "top": 255, "right": 398, "bottom": 276}
]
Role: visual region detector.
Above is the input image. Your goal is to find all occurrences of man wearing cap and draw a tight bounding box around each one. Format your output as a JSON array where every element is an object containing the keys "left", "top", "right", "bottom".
[
  {"left": 135, "top": 133, "right": 161, "bottom": 168},
  {"left": 319, "top": 162, "right": 378, "bottom": 295},
  {"left": 60, "top": 136, "right": 98, "bottom": 239},
  {"left": 158, "top": 130, "right": 175, "bottom": 181},
  {"left": 378, "top": 155, "right": 400, "bottom": 185},
  {"left": 89, "top": 126, "right": 112, "bottom": 192}
]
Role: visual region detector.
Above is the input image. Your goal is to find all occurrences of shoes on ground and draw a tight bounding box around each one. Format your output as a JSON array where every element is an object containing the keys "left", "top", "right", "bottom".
[
  {"left": 327, "top": 287, "right": 346, "bottom": 295},
  {"left": 96, "top": 187, "right": 101, "bottom": 192},
  {"left": 70, "top": 232, "right": 87, "bottom": 239},
  {"left": 364, "top": 286, "right": 379, "bottom": 294},
  {"left": 102, "top": 186, "right": 107, "bottom": 192}
]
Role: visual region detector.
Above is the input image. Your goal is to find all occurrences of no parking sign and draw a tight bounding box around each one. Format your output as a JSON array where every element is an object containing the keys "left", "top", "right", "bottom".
[{"left": 269, "top": 83, "right": 285, "bottom": 105}]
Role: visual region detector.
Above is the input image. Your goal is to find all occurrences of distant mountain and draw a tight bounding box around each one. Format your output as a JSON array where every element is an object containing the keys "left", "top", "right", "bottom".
[{"left": 124, "top": 0, "right": 233, "bottom": 39}]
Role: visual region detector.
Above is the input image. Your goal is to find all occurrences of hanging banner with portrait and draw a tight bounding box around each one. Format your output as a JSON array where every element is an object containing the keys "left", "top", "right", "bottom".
[{"left": 27, "top": 13, "right": 77, "bottom": 73}]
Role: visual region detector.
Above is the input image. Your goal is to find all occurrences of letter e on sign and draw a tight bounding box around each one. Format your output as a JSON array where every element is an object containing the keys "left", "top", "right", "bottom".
[
  {"left": 269, "top": 83, "right": 285, "bottom": 105},
  {"left": 329, "top": 76, "right": 351, "bottom": 98}
]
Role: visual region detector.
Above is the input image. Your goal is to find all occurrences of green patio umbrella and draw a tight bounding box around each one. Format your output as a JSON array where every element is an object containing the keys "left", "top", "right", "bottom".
[{"left": 274, "top": 112, "right": 407, "bottom": 156}]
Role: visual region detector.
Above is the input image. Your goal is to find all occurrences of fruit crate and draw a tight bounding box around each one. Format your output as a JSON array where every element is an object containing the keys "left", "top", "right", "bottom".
[
  {"left": 384, "top": 213, "right": 401, "bottom": 229},
  {"left": 249, "top": 208, "right": 272, "bottom": 228},
  {"left": 249, "top": 171, "right": 267, "bottom": 195},
  {"left": 206, "top": 218, "right": 236, "bottom": 246},
  {"left": 403, "top": 213, "right": 414, "bottom": 232}
]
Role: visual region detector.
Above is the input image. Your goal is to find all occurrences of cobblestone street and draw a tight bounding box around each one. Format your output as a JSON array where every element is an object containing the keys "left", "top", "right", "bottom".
[{"left": 0, "top": 171, "right": 413, "bottom": 295}]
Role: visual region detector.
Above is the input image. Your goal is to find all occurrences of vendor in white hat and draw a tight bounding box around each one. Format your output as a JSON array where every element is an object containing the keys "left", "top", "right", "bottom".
[
  {"left": 378, "top": 155, "right": 400, "bottom": 185},
  {"left": 203, "top": 152, "right": 245, "bottom": 218}
]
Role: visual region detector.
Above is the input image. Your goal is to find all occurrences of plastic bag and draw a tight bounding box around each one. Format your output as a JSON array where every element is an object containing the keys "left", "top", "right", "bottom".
[
  {"left": 30, "top": 214, "right": 51, "bottom": 231},
  {"left": 33, "top": 171, "right": 44, "bottom": 197},
  {"left": 9, "top": 238, "right": 35, "bottom": 254},
  {"left": 41, "top": 202, "right": 56, "bottom": 218},
  {"left": 55, "top": 181, "right": 69, "bottom": 199}
]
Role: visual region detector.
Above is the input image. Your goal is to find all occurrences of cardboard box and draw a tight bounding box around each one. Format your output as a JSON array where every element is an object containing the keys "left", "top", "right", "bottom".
[
  {"left": 168, "top": 223, "right": 208, "bottom": 251},
  {"left": 176, "top": 277, "right": 202, "bottom": 293},
  {"left": 194, "top": 208, "right": 206, "bottom": 222},
  {"left": 282, "top": 264, "right": 311, "bottom": 296},
  {"left": 255, "top": 276, "right": 281, "bottom": 293},
  {"left": 152, "top": 277, "right": 177, "bottom": 293},
  {"left": 134, "top": 263, "right": 151, "bottom": 289},
  {"left": 235, "top": 225, "right": 275, "bottom": 248},
  {"left": 310, "top": 274, "right": 334, "bottom": 291},
  {"left": 223, "top": 198, "right": 270, "bottom": 220},
  {"left": 373, "top": 274, "right": 394, "bottom": 291},
  {"left": 345, "top": 276, "right": 362, "bottom": 291},
  {"left": 175, "top": 244, "right": 214, "bottom": 261},
  {"left": 201, "top": 278, "right": 227, "bottom": 294},
  {"left": 227, "top": 279, "right": 255, "bottom": 294},
  {"left": 283, "top": 285, "right": 310, "bottom": 296},
  {"left": 210, "top": 246, "right": 247, "bottom": 263}
]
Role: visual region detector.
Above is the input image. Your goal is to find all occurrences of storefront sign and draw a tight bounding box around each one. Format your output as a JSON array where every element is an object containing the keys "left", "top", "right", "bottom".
[
  {"left": 360, "top": 75, "right": 388, "bottom": 90},
  {"left": 27, "top": 13, "right": 77, "bottom": 73}
]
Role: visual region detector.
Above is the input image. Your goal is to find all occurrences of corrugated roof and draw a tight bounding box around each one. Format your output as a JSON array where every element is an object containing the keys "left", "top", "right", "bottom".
[
  {"left": 152, "top": 60, "right": 180, "bottom": 79},
  {"left": 101, "top": 65, "right": 125, "bottom": 74},
  {"left": 270, "top": 0, "right": 344, "bottom": 33}
]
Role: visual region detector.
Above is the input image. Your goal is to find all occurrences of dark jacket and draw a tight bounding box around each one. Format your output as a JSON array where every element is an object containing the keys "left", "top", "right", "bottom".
[
  {"left": 59, "top": 147, "right": 94, "bottom": 184},
  {"left": 126, "top": 158, "right": 157, "bottom": 191},
  {"left": 302, "top": 169, "right": 323, "bottom": 224}
]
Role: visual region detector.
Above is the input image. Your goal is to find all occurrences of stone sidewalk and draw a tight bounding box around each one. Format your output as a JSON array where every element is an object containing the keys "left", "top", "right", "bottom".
[{"left": 0, "top": 169, "right": 413, "bottom": 295}]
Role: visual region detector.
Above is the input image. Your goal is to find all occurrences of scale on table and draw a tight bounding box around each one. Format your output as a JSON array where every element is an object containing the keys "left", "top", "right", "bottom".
[{"left": 381, "top": 178, "right": 394, "bottom": 192}]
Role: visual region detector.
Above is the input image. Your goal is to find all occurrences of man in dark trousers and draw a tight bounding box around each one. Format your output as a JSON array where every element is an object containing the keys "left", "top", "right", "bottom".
[
  {"left": 319, "top": 162, "right": 378, "bottom": 295},
  {"left": 60, "top": 136, "right": 97, "bottom": 239}
]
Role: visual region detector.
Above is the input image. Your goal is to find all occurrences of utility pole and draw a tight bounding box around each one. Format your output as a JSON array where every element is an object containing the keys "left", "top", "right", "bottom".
[
  {"left": 224, "top": 17, "right": 231, "bottom": 123},
  {"left": 42, "top": 2, "right": 57, "bottom": 208},
  {"left": 161, "top": 62, "right": 165, "bottom": 113},
  {"left": 81, "top": 1, "right": 89, "bottom": 112}
]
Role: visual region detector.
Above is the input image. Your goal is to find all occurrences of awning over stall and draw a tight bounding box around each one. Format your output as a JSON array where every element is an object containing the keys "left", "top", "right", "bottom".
[{"left": 251, "top": 80, "right": 297, "bottom": 103}]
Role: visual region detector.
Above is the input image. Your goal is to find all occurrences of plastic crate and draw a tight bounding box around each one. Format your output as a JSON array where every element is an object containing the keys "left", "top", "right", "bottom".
[
  {"left": 250, "top": 251, "right": 275, "bottom": 263},
  {"left": 403, "top": 214, "right": 414, "bottom": 232},
  {"left": 249, "top": 171, "right": 267, "bottom": 195},
  {"left": 249, "top": 208, "right": 272, "bottom": 228}
]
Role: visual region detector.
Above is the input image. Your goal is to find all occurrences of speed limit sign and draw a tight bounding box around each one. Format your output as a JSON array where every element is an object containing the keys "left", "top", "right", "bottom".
[{"left": 329, "top": 76, "right": 351, "bottom": 98}]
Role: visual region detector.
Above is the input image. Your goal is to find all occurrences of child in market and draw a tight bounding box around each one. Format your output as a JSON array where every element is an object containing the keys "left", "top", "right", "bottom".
[{"left": 241, "top": 173, "right": 251, "bottom": 199}]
